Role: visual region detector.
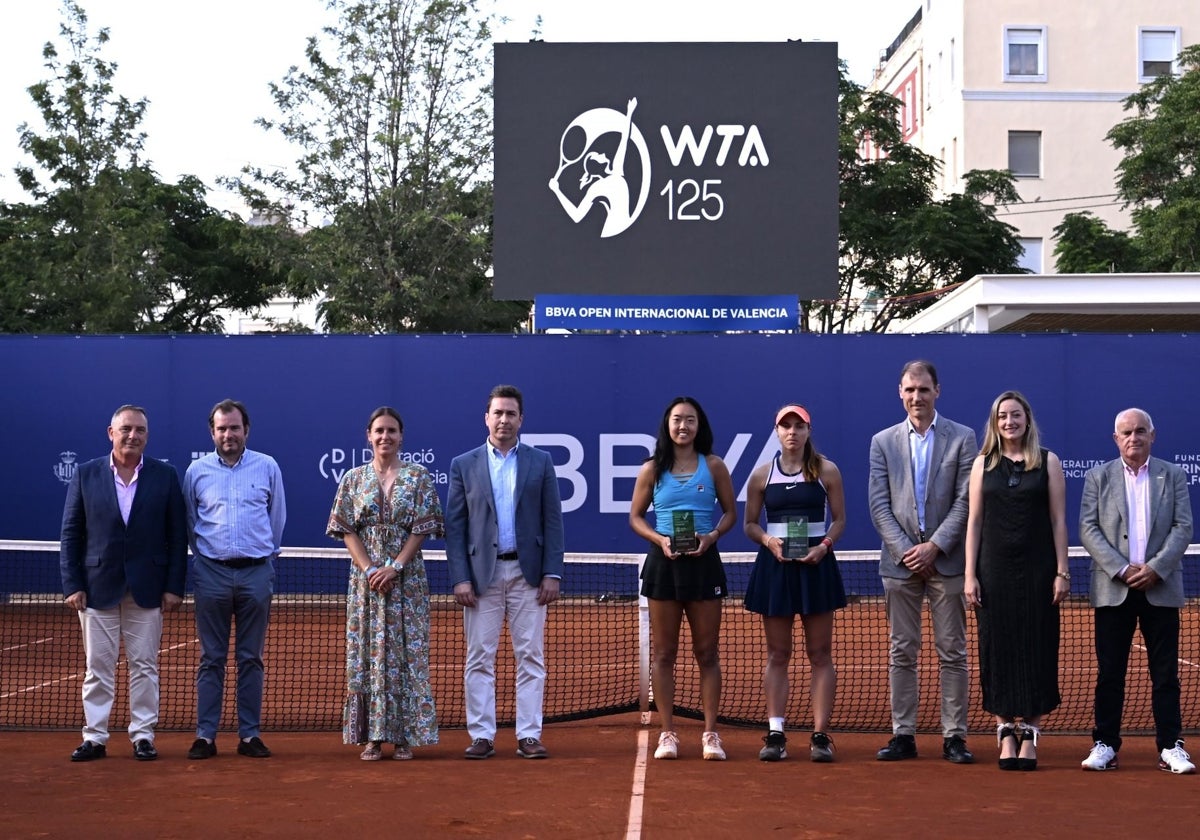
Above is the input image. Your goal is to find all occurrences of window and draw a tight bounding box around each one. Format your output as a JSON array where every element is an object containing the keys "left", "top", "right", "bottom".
[
  {"left": 1139, "top": 28, "right": 1181, "bottom": 82},
  {"left": 1008, "top": 131, "right": 1041, "bottom": 178},
  {"left": 1003, "top": 26, "right": 1047, "bottom": 82},
  {"left": 1017, "top": 238, "right": 1043, "bottom": 274}
]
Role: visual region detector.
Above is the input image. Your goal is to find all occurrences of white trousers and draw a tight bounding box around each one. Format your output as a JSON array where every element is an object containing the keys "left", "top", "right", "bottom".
[
  {"left": 78, "top": 592, "right": 163, "bottom": 744},
  {"left": 463, "top": 560, "right": 546, "bottom": 741}
]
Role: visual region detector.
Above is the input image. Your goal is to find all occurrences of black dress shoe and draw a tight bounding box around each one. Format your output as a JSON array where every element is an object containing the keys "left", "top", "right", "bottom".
[
  {"left": 70, "top": 740, "right": 107, "bottom": 762},
  {"left": 943, "top": 735, "right": 975, "bottom": 764},
  {"left": 188, "top": 738, "right": 217, "bottom": 760},
  {"left": 133, "top": 739, "right": 158, "bottom": 761},
  {"left": 237, "top": 736, "right": 272, "bottom": 758},
  {"left": 876, "top": 734, "right": 918, "bottom": 761}
]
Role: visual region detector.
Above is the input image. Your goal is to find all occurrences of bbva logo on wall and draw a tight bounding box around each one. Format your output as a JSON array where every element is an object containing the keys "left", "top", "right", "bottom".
[{"left": 494, "top": 42, "right": 838, "bottom": 299}]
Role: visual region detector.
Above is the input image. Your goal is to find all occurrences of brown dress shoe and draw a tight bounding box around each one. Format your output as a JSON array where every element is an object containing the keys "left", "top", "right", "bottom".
[
  {"left": 464, "top": 738, "right": 495, "bottom": 759},
  {"left": 516, "top": 737, "right": 548, "bottom": 759}
]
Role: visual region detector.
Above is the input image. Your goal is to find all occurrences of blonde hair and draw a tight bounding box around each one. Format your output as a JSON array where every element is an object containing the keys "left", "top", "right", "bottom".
[{"left": 980, "top": 390, "right": 1043, "bottom": 471}]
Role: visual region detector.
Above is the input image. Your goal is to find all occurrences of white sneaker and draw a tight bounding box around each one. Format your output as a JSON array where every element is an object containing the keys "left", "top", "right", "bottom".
[
  {"left": 702, "top": 731, "right": 726, "bottom": 761},
  {"left": 1159, "top": 740, "right": 1196, "bottom": 774},
  {"left": 654, "top": 731, "right": 679, "bottom": 760},
  {"left": 1081, "top": 741, "right": 1118, "bottom": 771}
]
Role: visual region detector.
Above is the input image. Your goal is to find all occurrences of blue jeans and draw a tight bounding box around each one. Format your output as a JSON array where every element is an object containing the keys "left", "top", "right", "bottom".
[{"left": 193, "top": 557, "right": 274, "bottom": 740}]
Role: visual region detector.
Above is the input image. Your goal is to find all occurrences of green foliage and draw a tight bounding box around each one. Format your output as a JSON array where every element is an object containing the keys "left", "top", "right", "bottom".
[
  {"left": 234, "top": 0, "right": 526, "bottom": 333},
  {"left": 0, "top": 1, "right": 287, "bottom": 334},
  {"left": 1072, "top": 44, "right": 1200, "bottom": 273},
  {"left": 807, "top": 64, "right": 1025, "bottom": 333},
  {"left": 1051, "top": 212, "right": 1143, "bottom": 274}
]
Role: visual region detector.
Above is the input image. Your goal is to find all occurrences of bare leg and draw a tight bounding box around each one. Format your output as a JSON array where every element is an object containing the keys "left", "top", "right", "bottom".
[
  {"left": 801, "top": 611, "right": 836, "bottom": 732},
  {"left": 762, "top": 615, "right": 794, "bottom": 721},
  {"left": 648, "top": 598, "right": 684, "bottom": 732},
  {"left": 684, "top": 599, "right": 723, "bottom": 732}
]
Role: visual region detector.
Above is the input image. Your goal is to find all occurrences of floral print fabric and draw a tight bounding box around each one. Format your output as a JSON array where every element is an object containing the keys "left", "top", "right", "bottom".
[{"left": 327, "top": 462, "right": 444, "bottom": 745}]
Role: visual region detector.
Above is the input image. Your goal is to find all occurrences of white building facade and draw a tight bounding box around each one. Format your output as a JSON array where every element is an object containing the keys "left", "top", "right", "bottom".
[{"left": 869, "top": 1, "right": 1200, "bottom": 274}]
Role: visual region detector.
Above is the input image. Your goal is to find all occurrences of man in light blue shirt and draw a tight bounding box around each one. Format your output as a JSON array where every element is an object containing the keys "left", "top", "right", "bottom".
[
  {"left": 446, "top": 385, "right": 565, "bottom": 760},
  {"left": 869, "top": 360, "right": 977, "bottom": 764},
  {"left": 183, "top": 399, "right": 286, "bottom": 760}
]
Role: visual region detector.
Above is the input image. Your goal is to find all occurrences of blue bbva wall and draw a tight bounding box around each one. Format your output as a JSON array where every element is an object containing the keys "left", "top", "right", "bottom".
[{"left": 5, "top": 334, "right": 1199, "bottom": 558}]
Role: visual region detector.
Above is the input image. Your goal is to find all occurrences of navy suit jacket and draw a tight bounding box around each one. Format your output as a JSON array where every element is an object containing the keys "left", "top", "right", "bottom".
[
  {"left": 60, "top": 456, "right": 188, "bottom": 610},
  {"left": 445, "top": 441, "right": 565, "bottom": 595}
]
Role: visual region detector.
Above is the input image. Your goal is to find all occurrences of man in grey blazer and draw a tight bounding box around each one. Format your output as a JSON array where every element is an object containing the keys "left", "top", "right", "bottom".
[
  {"left": 1079, "top": 408, "right": 1194, "bottom": 774},
  {"left": 446, "top": 384, "right": 565, "bottom": 760},
  {"left": 869, "top": 360, "right": 977, "bottom": 763}
]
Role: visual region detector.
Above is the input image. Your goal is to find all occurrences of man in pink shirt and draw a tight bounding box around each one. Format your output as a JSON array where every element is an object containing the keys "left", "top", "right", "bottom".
[
  {"left": 60, "top": 405, "right": 187, "bottom": 762},
  {"left": 1079, "top": 408, "right": 1194, "bottom": 774}
]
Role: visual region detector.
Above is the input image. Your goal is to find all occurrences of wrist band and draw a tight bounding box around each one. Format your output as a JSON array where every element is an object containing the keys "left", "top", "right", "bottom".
[{"left": 821, "top": 537, "right": 833, "bottom": 549}]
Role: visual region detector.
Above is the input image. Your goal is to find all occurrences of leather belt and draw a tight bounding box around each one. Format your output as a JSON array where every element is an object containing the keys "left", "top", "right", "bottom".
[
  {"left": 208, "top": 556, "right": 268, "bottom": 569},
  {"left": 497, "top": 552, "right": 519, "bottom": 561}
]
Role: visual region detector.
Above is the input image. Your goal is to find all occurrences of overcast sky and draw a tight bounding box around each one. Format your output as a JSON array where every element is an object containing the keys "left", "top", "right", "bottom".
[{"left": 0, "top": 0, "right": 920, "bottom": 210}]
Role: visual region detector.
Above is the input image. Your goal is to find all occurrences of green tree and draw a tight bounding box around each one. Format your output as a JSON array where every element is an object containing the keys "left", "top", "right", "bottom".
[
  {"left": 1103, "top": 43, "right": 1200, "bottom": 272},
  {"left": 235, "top": 0, "right": 527, "bottom": 333},
  {"left": 806, "top": 66, "right": 1025, "bottom": 333},
  {"left": 0, "top": 0, "right": 288, "bottom": 333},
  {"left": 1051, "top": 211, "right": 1142, "bottom": 274}
]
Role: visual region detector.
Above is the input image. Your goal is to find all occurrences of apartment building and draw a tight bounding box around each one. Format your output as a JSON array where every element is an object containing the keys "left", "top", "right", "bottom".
[{"left": 869, "top": 0, "right": 1200, "bottom": 274}]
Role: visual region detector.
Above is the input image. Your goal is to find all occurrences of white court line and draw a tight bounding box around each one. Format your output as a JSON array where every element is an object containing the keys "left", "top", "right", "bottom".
[
  {"left": 1, "top": 637, "right": 54, "bottom": 653},
  {"left": 624, "top": 729, "right": 649, "bottom": 840},
  {"left": 1, "top": 673, "right": 81, "bottom": 698},
  {"left": 1, "top": 639, "right": 197, "bottom": 699}
]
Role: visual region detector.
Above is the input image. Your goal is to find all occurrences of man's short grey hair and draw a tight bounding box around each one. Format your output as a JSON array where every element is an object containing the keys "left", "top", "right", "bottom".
[
  {"left": 111, "top": 404, "right": 148, "bottom": 426},
  {"left": 1114, "top": 407, "right": 1154, "bottom": 432}
]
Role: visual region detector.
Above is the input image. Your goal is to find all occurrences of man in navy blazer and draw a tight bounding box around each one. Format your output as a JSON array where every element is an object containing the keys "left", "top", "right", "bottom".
[
  {"left": 868, "top": 360, "right": 977, "bottom": 764},
  {"left": 446, "top": 384, "right": 565, "bottom": 760},
  {"left": 1079, "top": 408, "right": 1194, "bottom": 774},
  {"left": 60, "top": 405, "right": 187, "bottom": 762}
]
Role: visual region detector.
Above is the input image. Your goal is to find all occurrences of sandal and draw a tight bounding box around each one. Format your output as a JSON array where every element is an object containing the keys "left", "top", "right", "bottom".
[
  {"left": 996, "top": 723, "right": 1019, "bottom": 771},
  {"left": 360, "top": 741, "right": 383, "bottom": 761},
  {"left": 1017, "top": 723, "right": 1039, "bottom": 771},
  {"left": 392, "top": 743, "right": 413, "bottom": 761}
]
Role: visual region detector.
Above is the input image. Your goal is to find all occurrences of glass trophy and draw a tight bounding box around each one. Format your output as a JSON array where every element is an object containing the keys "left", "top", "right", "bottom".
[
  {"left": 782, "top": 515, "right": 809, "bottom": 561},
  {"left": 670, "top": 510, "right": 699, "bottom": 553}
]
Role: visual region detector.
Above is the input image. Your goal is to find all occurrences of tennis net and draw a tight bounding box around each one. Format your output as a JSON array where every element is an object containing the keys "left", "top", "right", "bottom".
[{"left": 3, "top": 541, "right": 1198, "bottom": 735}]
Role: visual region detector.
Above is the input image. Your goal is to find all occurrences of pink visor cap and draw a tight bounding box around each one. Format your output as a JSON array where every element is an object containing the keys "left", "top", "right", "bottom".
[{"left": 774, "top": 404, "right": 811, "bottom": 425}]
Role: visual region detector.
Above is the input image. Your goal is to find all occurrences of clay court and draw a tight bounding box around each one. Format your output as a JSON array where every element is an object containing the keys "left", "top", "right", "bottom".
[
  {"left": 4, "top": 584, "right": 1198, "bottom": 838},
  {"left": 1, "top": 722, "right": 1194, "bottom": 839}
]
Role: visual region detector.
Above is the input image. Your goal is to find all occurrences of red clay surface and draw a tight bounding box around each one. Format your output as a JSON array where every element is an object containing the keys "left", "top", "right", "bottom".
[
  {"left": 1, "top": 718, "right": 1194, "bottom": 839},
  {"left": 3, "top": 599, "right": 1182, "bottom": 734}
]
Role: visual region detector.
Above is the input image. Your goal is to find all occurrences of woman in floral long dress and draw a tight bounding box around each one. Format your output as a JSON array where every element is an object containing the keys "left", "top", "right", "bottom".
[{"left": 327, "top": 406, "right": 444, "bottom": 761}]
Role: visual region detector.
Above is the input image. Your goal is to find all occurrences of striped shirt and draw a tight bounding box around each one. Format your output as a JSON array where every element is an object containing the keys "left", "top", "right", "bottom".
[{"left": 184, "top": 449, "right": 286, "bottom": 561}]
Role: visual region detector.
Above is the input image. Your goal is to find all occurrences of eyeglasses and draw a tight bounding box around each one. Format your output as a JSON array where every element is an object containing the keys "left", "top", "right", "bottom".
[{"left": 1007, "top": 462, "right": 1025, "bottom": 488}]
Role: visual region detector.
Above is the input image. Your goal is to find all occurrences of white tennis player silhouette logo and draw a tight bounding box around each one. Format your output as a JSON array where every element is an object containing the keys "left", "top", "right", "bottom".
[{"left": 548, "top": 98, "right": 650, "bottom": 238}]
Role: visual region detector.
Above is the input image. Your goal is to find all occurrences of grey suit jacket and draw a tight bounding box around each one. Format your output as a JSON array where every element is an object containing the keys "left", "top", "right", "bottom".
[
  {"left": 868, "top": 415, "right": 977, "bottom": 578},
  {"left": 1079, "top": 456, "right": 1192, "bottom": 608},
  {"left": 445, "top": 441, "right": 565, "bottom": 595}
]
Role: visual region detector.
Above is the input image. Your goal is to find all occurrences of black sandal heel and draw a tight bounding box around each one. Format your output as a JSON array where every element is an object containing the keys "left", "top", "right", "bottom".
[
  {"left": 997, "top": 723, "right": 1019, "bottom": 771},
  {"left": 1017, "top": 723, "right": 1039, "bottom": 771}
]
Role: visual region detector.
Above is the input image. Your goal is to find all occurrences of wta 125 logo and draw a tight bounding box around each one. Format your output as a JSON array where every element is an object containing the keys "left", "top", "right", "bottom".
[{"left": 548, "top": 96, "right": 769, "bottom": 238}]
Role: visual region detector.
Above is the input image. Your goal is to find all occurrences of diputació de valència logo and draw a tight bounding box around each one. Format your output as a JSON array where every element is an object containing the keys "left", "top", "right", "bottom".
[{"left": 548, "top": 97, "right": 651, "bottom": 238}]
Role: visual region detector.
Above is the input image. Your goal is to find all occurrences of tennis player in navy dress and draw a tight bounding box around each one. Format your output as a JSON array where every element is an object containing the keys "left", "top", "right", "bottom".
[{"left": 744, "top": 405, "right": 847, "bottom": 762}]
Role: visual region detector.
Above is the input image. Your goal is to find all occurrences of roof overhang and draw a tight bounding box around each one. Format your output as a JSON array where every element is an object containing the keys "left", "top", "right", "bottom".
[{"left": 890, "top": 273, "right": 1200, "bottom": 333}]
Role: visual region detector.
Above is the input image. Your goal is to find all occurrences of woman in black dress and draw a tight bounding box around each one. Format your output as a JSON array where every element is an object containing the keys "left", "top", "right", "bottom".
[{"left": 964, "top": 391, "right": 1069, "bottom": 770}]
